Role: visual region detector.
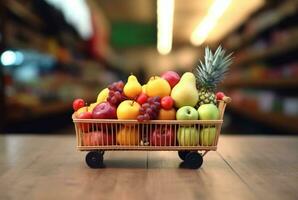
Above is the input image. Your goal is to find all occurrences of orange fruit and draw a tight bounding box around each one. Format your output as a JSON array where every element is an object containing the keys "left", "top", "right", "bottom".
[
  {"left": 158, "top": 108, "right": 176, "bottom": 120},
  {"left": 116, "top": 126, "right": 140, "bottom": 145}
]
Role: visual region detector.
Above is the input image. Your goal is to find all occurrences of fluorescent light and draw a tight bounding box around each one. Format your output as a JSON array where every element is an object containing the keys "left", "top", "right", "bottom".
[
  {"left": 1, "top": 50, "right": 17, "bottom": 66},
  {"left": 14, "top": 51, "right": 24, "bottom": 65},
  {"left": 191, "top": 0, "right": 231, "bottom": 46},
  {"left": 157, "top": 0, "right": 175, "bottom": 55},
  {"left": 15, "top": 64, "right": 38, "bottom": 82},
  {"left": 45, "top": 0, "right": 92, "bottom": 39}
]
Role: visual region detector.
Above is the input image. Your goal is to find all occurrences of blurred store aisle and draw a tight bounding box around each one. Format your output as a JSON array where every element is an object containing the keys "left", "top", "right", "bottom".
[{"left": 0, "top": 0, "right": 297, "bottom": 134}]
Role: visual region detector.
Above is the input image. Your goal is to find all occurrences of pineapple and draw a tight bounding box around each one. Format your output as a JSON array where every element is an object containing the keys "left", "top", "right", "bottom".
[{"left": 194, "top": 46, "right": 232, "bottom": 106}]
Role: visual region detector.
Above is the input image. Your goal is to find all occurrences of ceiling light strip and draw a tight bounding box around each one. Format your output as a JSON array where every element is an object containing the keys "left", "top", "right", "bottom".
[
  {"left": 157, "top": 0, "right": 175, "bottom": 55},
  {"left": 191, "top": 0, "right": 231, "bottom": 46}
]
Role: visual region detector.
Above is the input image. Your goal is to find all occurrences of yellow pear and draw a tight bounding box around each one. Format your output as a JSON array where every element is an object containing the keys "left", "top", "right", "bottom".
[
  {"left": 142, "top": 84, "right": 147, "bottom": 94},
  {"left": 123, "top": 75, "right": 142, "bottom": 98},
  {"left": 97, "top": 88, "right": 109, "bottom": 103},
  {"left": 171, "top": 72, "right": 198, "bottom": 108},
  {"left": 146, "top": 76, "right": 171, "bottom": 97}
]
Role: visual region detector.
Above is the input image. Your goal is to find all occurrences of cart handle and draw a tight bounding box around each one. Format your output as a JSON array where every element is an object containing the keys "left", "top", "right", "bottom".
[
  {"left": 222, "top": 96, "right": 232, "bottom": 104},
  {"left": 218, "top": 96, "right": 231, "bottom": 120}
]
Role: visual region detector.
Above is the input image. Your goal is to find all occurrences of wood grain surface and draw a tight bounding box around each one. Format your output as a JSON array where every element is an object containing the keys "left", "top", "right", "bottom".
[{"left": 0, "top": 134, "right": 297, "bottom": 200}]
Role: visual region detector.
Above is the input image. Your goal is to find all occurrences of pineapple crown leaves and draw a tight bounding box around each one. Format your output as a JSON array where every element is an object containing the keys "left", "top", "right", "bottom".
[{"left": 195, "top": 45, "right": 233, "bottom": 89}]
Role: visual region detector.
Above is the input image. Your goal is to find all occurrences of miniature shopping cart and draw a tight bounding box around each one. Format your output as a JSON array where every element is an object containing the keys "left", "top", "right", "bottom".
[{"left": 72, "top": 96, "right": 231, "bottom": 169}]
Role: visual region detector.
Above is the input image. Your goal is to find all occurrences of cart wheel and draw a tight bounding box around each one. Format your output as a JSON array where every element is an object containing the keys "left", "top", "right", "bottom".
[
  {"left": 184, "top": 152, "right": 203, "bottom": 169},
  {"left": 178, "top": 151, "right": 190, "bottom": 161},
  {"left": 85, "top": 151, "right": 104, "bottom": 168}
]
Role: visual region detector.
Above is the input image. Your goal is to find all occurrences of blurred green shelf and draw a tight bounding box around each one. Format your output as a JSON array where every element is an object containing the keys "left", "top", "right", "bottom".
[
  {"left": 229, "top": 104, "right": 298, "bottom": 133},
  {"left": 111, "top": 22, "right": 156, "bottom": 48}
]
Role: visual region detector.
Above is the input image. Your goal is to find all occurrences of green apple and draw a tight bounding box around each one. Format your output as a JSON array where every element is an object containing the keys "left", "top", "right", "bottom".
[
  {"left": 200, "top": 127, "right": 217, "bottom": 146},
  {"left": 176, "top": 106, "right": 198, "bottom": 120},
  {"left": 177, "top": 127, "right": 199, "bottom": 146},
  {"left": 197, "top": 104, "right": 219, "bottom": 120}
]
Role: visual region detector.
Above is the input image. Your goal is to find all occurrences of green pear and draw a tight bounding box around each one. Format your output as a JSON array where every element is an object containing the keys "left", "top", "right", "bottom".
[{"left": 171, "top": 72, "right": 198, "bottom": 108}]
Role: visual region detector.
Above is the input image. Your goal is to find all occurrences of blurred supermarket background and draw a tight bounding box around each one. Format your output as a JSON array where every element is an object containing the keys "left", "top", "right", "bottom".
[{"left": 0, "top": 0, "right": 297, "bottom": 134}]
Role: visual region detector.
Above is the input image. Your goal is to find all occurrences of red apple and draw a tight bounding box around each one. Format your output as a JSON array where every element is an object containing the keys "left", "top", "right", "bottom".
[
  {"left": 76, "top": 109, "right": 92, "bottom": 132},
  {"left": 77, "top": 111, "right": 92, "bottom": 119},
  {"left": 137, "top": 93, "right": 148, "bottom": 105},
  {"left": 161, "top": 71, "right": 180, "bottom": 88},
  {"left": 83, "top": 131, "right": 115, "bottom": 146},
  {"left": 216, "top": 92, "right": 225, "bottom": 100},
  {"left": 161, "top": 96, "right": 174, "bottom": 110},
  {"left": 73, "top": 98, "right": 85, "bottom": 111},
  {"left": 92, "top": 102, "right": 117, "bottom": 119},
  {"left": 150, "top": 128, "right": 175, "bottom": 146}
]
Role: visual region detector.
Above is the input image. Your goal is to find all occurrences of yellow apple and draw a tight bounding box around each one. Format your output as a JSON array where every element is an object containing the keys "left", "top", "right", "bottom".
[
  {"left": 117, "top": 100, "right": 140, "bottom": 120},
  {"left": 146, "top": 76, "right": 171, "bottom": 97}
]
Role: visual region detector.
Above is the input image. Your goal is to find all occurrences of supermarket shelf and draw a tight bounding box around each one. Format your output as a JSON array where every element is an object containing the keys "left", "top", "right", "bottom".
[
  {"left": 7, "top": 101, "right": 71, "bottom": 123},
  {"left": 233, "top": 35, "right": 298, "bottom": 66},
  {"left": 221, "top": 78, "right": 298, "bottom": 88},
  {"left": 227, "top": 1, "right": 298, "bottom": 51},
  {"left": 31, "top": 102, "right": 72, "bottom": 117},
  {"left": 7, "top": 96, "right": 96, "bottom": 123},
  {"left": 5, "top": 0, "right": 44, "bottom": 29},
  {"left": 229, "top": 104, "right": 298, "bottom": 133}
]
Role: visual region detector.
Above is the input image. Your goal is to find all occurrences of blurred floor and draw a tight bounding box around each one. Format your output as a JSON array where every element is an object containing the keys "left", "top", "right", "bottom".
[{"left": 0, "top": 134, "right": 297, "bottom": 200}]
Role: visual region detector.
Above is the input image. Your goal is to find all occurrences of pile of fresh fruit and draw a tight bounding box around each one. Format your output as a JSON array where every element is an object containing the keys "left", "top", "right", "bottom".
[{"left": 72, "top": 46, "right": 232, "bottom": 146}]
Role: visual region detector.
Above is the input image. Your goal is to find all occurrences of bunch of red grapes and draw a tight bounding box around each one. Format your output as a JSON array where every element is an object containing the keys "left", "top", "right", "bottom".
[
  {"left": 137, "top": 96, "right": 161, "bottom": 122},
  {"left": 107, "top": 81, "right": 127, "bottom": 106}
]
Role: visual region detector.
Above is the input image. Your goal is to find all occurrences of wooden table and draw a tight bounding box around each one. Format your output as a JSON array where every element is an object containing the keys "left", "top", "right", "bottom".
[{"left": 0, "top": 134, "right": 297, "bottom": 200}]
